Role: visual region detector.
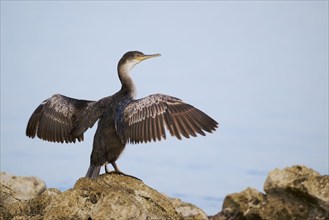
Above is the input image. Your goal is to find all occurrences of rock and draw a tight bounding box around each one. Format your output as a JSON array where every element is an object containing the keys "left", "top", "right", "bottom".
[
  {"left": 1, "top": 172, "right": 208, "bottom": 219},
  {"left": 0, "top": 172, "right": 46, "bottom": 200},
  {"left": 216, "top": 187, "right": 266, "bottom": 220},
  {"left": 262, "top": 165, "right": 329, "bottom": 219},
  {"left": 264, "top": 165, "right": 329, "bottom": 211},
  {"left": 3, "top": 165, "right": 326, "bottom": 220},
  {"left": 210, "top": 165, "right": 329, "bottom": 220},
  {"left": 0, "top": 183, "right": 20, "bottom": 218},
  {"left": 169, "top": 197, "right": 209, "bottom": 220}
]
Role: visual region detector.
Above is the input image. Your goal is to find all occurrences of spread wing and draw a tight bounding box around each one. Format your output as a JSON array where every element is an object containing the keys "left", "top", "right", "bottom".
[
  {"left": 26, "top": 94, "right": 103, "bottom": 143},
  {"left": 117, "top": 94, "right": 218, "bottom": 144}
]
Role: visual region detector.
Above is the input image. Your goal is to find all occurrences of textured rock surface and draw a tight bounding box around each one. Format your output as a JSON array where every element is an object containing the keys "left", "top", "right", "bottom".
[
  {"left": 210, "top": 165, "right": 329, "bottom": 220},
  {"left": 2, "top": 165, "right": 327, "bottom": 220},
  {"left": 0, "top": 172, "right": 207, "bottom": 220},
  {"left": 264, "top": 165, "right": 329, "bottom": 212},
  {"left": 169, "top": 197, "right": 209, "bottom": 220},
  {"left": 0, "top": 172, "right": 46, "bottom": 200}
]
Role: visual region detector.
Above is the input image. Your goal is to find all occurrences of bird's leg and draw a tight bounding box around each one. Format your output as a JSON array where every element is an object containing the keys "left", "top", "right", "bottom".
[
  {"left": 111, "top": 162, "right": 125, "bottom": 174},
  {"left": 104, "top": 162, "right": 122, "bottom": 174},
  {"left": 108, "top": 162, "right": 141, "bottom": 181},
  {"left": 105, "top": 164, "right": 110, "bottom": 173}
]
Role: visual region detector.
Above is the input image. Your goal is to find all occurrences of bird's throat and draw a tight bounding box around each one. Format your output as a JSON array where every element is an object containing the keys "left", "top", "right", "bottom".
[{"left": 118, "top": 68, "right": 137, "bottom": 98}]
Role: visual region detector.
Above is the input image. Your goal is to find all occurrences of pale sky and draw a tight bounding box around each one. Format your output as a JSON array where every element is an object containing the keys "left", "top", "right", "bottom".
[{"left": 1, "top": 1, "right": 328, "bottom": 214}]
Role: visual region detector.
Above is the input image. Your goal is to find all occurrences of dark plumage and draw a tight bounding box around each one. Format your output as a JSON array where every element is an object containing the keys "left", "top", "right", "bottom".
[{"left": 26, "top": 51, "right": 218, "bottom": 178}]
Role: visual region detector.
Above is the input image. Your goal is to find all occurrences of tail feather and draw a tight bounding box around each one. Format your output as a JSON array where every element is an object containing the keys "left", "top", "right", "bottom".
[{"left": 85, "top": 165, "right": 101, "bottom": 178}]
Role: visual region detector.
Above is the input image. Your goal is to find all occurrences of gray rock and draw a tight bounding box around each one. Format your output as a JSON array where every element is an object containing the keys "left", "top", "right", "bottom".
[
  {"left": 0, "top": 172, "right": 46, "bottom": 200},
  {"left": 264, "top": 165, "right": 329, "bottom": 212},
  {"left": 210, "top": 165, "right": 329, "bottom": 220},
  {"left": 221, "top": 187, "right": 265, "bottom": 220},
  {"left": 169, "top": 197, "right": 209, "bottom": 220}
]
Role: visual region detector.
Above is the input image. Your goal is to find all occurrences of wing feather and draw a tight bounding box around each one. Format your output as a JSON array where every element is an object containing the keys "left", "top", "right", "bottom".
[
  {"left": 26, "top": 94, "right": 103, "bottom": 143},
  {"left": 175, "top": 116, "right": 188, "bottom": 138},
  {"left": 147, "top": 117, "right": 152, "bottom": 142},
  {"left": 152, "top": 117, "right": 158, "bottom": 142},
  {"left": 179, "top": 113, "right": 196, "bottom": 137},
  {"left": 159, "top": 114, "right": 166, "bottom": 140},
  {"left": 118, "top": 94, "right": 218, "bottom": 144},
  {"left": 155, "top": 116, "right": 162, "bottom": 141},
  {"left": 184, "top": 110, "right": 205, "bottom": 136}
]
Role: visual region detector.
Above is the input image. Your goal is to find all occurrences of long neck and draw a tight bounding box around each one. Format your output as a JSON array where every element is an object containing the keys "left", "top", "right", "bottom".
[{"left": 118, "top": 64, "right": 137, "bottom": 98}]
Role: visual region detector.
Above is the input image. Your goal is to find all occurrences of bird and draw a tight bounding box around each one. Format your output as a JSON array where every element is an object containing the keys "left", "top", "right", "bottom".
[{"left": 26, "top": 51, "right": 218, "bottom": 178}]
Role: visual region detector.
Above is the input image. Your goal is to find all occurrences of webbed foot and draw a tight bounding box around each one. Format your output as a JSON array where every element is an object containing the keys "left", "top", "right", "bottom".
[{"left": 104, "top": 163, "right": 142, "bottom": 181}]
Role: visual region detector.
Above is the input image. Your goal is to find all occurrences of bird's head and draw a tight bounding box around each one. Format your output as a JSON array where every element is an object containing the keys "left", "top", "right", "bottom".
[{"left": 118, "top": 51, "right": 161, "bottom": 72}]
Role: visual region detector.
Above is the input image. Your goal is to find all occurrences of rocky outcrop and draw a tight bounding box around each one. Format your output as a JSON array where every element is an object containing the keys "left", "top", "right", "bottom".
[
  {"left": 1, "top": 165, "right": 328, "bottom": 220},
  {"left": 0, "top": 172, "right": 206, "bottom": 220},
  {"left": 210, "top": 165, "right": 329, "bottom": 220},
  {"left": 0, "top": 172, "right": 46, "bottom": 200}
]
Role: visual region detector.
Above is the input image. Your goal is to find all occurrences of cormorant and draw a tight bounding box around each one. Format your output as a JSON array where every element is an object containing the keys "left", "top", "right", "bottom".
[{"left": 26, "top": 51, "right": 218, "bottom": 178}]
